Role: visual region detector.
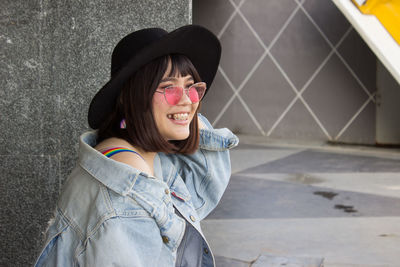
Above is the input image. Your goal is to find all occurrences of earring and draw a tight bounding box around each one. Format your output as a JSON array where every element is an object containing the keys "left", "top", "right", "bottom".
[{"left": 120, "top": 118, "right": 126, "bottom": 129}]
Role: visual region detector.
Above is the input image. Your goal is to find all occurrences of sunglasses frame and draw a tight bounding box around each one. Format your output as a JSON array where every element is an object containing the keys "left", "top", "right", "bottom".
[{"left": 155, "top": 82, "right": 207, "bottom": 106}]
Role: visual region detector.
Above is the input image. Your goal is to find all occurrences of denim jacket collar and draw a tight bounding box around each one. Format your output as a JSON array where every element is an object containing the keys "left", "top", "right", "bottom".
[{"left": 77, "top": 131, "right": 186, "bottom": 251}]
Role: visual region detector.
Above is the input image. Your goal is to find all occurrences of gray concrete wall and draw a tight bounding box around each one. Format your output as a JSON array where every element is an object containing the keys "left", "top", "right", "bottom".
[
  {"left": 0, "top": 1, "right": 191, "bottom": 266},
  {"left": 194, "top": 0, "right": 377, "bottom": 145}
]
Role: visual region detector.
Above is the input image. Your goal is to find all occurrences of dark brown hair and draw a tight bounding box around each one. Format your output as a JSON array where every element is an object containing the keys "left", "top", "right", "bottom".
[{"left": 97, "top": 54, "right": 202, "bottom": 154}]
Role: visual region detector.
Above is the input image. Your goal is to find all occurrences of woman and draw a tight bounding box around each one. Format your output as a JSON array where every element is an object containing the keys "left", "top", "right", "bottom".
[{"left": 35, "top": 25, "right": 238, "bottom": 267}]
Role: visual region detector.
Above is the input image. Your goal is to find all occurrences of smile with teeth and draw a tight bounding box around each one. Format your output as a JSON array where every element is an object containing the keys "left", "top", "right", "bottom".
[{"left": 167, "top": 113, "right": 189, "bottom": 121}]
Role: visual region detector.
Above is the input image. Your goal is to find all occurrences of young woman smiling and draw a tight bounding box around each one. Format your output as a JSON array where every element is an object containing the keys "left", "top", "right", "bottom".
[{"left": 35, "top": 25, "right": 238, "bottom": 267}]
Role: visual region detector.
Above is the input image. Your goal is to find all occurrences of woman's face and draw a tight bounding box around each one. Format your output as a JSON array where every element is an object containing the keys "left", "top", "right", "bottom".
[{"left": 152, "top": 67, "right": 199, "bottom": 141}]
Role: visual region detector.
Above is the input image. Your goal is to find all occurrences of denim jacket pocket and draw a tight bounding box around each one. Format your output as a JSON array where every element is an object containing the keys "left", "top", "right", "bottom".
[
  {"left": 170, "top": 172, "right": 205, "bottom": 211},
  {"left": 169, "top": 173, "right": 191, "bottom": 202}
]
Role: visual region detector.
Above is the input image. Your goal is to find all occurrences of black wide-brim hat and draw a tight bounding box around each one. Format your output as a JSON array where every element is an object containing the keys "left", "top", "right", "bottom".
[{"left": 88, "top": 25, "right": 221, "bottom": 129}]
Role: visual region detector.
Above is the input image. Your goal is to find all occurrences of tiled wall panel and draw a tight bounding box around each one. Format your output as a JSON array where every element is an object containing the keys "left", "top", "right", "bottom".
[{"left": 194, "top": 0, "right": 377, "bottom": 144}]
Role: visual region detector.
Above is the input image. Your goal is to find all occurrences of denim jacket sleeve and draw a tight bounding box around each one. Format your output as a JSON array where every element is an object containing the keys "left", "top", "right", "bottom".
[{"left": 163, "top": 114, "right": 239, "bottom": 220}]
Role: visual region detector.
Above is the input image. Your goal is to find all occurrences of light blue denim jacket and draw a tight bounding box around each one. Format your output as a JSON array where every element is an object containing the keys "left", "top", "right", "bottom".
[{"left": 35, "top": 114, "right": 238, "bottom": 267}]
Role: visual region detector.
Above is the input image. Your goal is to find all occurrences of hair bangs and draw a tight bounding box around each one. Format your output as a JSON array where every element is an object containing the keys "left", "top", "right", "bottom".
[{"left": 167, "top": 54, "right": 200, "bottom": 82}]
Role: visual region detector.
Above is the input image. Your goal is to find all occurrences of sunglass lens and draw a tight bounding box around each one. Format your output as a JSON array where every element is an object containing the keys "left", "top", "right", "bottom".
[
  {"left": 189, "top": 85, "right": 205, "bottom": 103},
  {"left": 165, "top": 87, "right": 182, "bottom": 105},
  {"left": 188, "top": 87, "right": 199, "bottom": 103}
]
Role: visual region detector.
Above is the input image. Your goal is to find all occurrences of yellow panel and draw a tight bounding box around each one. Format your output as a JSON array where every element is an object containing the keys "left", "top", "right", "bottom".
[{"left": 351, "top": 0, "right": 400, "bottom": 45}]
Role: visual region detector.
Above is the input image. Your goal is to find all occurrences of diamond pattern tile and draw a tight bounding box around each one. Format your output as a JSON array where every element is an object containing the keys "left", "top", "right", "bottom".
[
  {"left": 270, "top": 10, "right": 332, "bottom": 89},
  {"left": 231, "top": 0, "right": 242, "bottom": 7},
  {"left": 215, "top": 98, "right": 260, "bottom": 135},
  {"left": 302, "top": 0, "right": 351, "bottom": 45},
  {"left": 270, "top": 100, "right": 326, "bottom": 140},
  {"left": 337, "top": 101, "right": 375, "bottom": 144},
  {"left": 337, "top": 29, "right": 377, "bottom": 94},
  {"left": 201, "top": 71, "right": 234, "bottom": 123},
  {"left": 240, "top": 0, "right": 298, "bottom": 47},
  {"left": 240, "top": 56, "right": 296, "bottom": 132},
  {"left": 194, "top": 0, "right": 377, "bottom": 144},
  {"left": 192, "top": 0, "right": 235, "bottom": 36},
  {"left": 303, "top": 54, "right": 369, "bottom": 137},
  {"left": 219, "top": 13, "right": 264, "bottom": 88}
]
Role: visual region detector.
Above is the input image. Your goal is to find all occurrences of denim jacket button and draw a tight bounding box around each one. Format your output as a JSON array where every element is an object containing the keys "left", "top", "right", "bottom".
[
  {"left": 165, "top": 188, "right": 170, "bottom": 195},
  {"left": 162, "top": 236, "right": 169, "bottom": 243},
  {"left": 190, "top": 215, "right": 196, "bottom": 222},
  {"left": 203, "top": 247, "right": 209, "bottom": 254}
]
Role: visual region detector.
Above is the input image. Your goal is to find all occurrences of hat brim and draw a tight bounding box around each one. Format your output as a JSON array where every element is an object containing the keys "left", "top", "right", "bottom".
[{"left": 88, "top": 25, "right": 221, "bottom": 129}]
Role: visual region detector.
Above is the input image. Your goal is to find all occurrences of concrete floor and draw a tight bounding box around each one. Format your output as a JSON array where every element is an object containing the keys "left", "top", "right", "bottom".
[{"left": 201, "top": 136, "right": 400, "bottom": 267}]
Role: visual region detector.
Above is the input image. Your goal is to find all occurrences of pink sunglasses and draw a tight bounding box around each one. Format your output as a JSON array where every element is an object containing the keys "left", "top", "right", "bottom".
[{"left": 155, "top": 82, "right": 207, "bottom": 106}]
